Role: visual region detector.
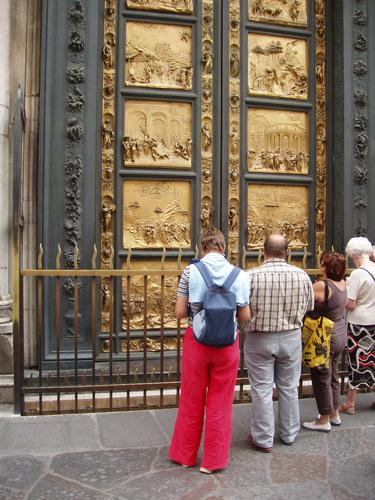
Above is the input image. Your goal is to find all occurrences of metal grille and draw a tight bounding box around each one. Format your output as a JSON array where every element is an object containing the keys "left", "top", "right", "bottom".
[{"left": 13, "top": 244, "right": 356, "bottom": 416}]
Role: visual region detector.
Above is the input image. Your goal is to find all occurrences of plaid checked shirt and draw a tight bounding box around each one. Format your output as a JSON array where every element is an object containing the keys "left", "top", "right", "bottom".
[{"left": 244, "top": 259, "right": 314, "bottom": 333}]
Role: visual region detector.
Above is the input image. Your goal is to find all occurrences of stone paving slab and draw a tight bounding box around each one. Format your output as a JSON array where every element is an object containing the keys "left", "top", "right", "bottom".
[{"left": 0, "top": 394, "right": 373, "bottom": 499}]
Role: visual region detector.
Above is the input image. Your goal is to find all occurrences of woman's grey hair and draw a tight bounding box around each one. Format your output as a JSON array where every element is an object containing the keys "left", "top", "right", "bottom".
[{"left": 345, "top": 237, "right": 372, "bottom": 258}]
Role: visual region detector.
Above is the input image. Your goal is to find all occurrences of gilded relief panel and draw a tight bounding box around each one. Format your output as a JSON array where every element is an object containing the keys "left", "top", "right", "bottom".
[
  {"left": 121, "top": 260, "right": 188, "bottom": 336},
  {"left": 247, "top": 184, "right": 308, "bottom": 249},
  {"left": 249, "top": 0, "right": 307, "bottom": 27},
  {"left": 248, "top": 34, "right": 308, "bottom": 100},
  {"left": 126, "top": 0, "right": 193, "bottom": 15},
  {"left": 123, "top": 100, "right": 192, "bottom": 168},
  {"left": 125, "top": 21, "right": 193, "bottom": 90},
  {"left": 123, "top": 180, "right": 192, "bottom": 249},
  {"left": 248, "top": 108, "right": 308, "bottom": 174}
]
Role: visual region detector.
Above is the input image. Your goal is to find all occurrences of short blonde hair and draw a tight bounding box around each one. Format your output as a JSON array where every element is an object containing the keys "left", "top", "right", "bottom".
[{"left": 345, "top": 237, "right": 372, "bottom": 258}]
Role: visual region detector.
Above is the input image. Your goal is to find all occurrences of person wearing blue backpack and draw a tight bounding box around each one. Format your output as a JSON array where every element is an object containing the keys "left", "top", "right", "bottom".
[{"left": 168, "top": 227, "right": 250, "bottom": 473}]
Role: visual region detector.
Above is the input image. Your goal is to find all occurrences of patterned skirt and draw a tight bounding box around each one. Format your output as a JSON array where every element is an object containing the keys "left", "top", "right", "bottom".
[{"left": 347, "top": 322, "right": 375, "bottom": 389}]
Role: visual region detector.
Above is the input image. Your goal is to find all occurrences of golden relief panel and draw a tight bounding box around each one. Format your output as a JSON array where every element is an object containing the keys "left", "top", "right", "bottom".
[
  {"left": 126, "top": 0, "right": 193, "bottom": 14},
  {"left": 248, "top": 34, "right": 308, "bottom": 100},
  {"left": 123, "top": 180, "right": 192, "bottom": 249},
  {"left": 125, "top": 21, "right": 193, "bottom": 90},
  {"left": 249, "top": 0, "right": 307, "bottom": 27},
  {"left": 123, "top": 100, "right": 192, "bottom": 168},
  {"left": 247, "top": 184, "right": 308, "bottom": 249},
  {"left": 247, "top": 108, "right": 308, "bottom": 174},
  {"left": 121, "top": 260, "right": 188, "bottom": 335}
]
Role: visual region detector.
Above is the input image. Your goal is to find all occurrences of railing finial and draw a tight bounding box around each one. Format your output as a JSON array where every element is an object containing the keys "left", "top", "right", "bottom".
[
  {"left": 56, "top": 243, "right": 62, "bottom": 270},
  {"left": 37, "top": 244, "right": 44, "bottom": 269},
  {"left": 92, "top": 244, "right": 98, "bottom": 270},
  {"left": 161, "top": 247, "right": 166, "bottom": 270},
  {"left": 73, "top": 244, "right": 80, "bottom": 270},
  {"left": 127, "top": 248, "right": 132, "bottom": 270},
  {"left": 302, "top": 245, "right": 308, "bottom": 269},
  {"left": 242, "top": 246, "right": 246, "bottom": 270},
  {"left": 177, "top": 248, "right": 182, "bottom": 270}
]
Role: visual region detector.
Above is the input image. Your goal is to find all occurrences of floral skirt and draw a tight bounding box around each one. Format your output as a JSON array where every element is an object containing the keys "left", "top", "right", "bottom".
[{"left": 347, "top": 322, "right": 375, "bottom": 389}]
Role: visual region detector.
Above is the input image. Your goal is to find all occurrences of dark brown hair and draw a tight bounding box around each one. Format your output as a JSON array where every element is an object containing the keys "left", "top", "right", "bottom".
[
  {"left": 264, "top": 234, "right": 288, "bottom": 259},
  {"left": 321, "top": 251, "right": 346, "bottom": 281},
  {"left": 201, "top": 227, "right": 226, "bottom": 253}
]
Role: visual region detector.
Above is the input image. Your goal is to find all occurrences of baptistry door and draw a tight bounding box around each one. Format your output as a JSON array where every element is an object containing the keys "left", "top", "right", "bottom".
[{"left": 99, "top": 0, "right": 328, "bottom": 350}]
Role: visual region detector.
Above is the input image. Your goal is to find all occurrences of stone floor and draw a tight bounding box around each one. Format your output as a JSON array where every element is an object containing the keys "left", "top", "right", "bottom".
[{"left": 0, "top": 394, "right": 374, "bottom": 499}]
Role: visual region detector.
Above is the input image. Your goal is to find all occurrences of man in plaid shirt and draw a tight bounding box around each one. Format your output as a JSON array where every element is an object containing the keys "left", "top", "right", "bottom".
[{"left": 244, "top": 234, "right": 314, "bottom": 452}]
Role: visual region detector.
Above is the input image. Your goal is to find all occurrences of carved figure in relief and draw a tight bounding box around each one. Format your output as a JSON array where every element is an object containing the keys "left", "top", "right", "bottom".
[
  {"left": 316, "top": 60, "right": 325, "bottom": 85},
  {"left": 201, "top": 202, "right": 212, "bottom": 228},
  {"left": 229, "top": 126, "right": 240, "bottom": 156},
  {"left": 316, "top": 127, "right": 326, "bottom": 157},
  {"left": 290, "top": 0, "right": 302, "bottom": 21},
  {"left": 228, "top": 205, "right": 239, "bottom": 231},
  {"left": 102, "top": 119, "right": 115, "bottom": 149},
  {"left": 102, "top": 202, "right": 116, "bottom": 233},
  {"left": 202, "top": 48, "right": 213, "bottom": 75},
  {"left": 230, "top": 49, "right": 240, "bottom": 78},
  {"left": 315, "top": 201, "right": 325, "bottom": 231},
  {"left": 67, "top": 86, "right": 84, "bottom": 111},
  {"left": 101, "top": 283, "right": 111, "bottom": 313},
  {"left": 103, "top": 37, "right": 115, "bottom": 69},
  {"left": 201, "top": 123, "right": 213, "bottom": 152}
]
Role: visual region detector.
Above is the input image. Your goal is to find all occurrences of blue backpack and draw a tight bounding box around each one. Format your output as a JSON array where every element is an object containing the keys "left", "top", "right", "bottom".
[{"left": 192, "top": 261, "right": 241, "bottom": 347}]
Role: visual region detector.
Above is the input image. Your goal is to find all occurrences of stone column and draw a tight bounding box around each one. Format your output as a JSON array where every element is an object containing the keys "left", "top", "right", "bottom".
[{"left": 0, "top": 0, "right": 13, "bottom": 374}]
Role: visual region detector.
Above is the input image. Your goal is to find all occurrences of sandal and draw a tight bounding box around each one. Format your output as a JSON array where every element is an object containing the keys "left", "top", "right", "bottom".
[{"left": 339, "top": 403, "right": 355, "bottom": 415}]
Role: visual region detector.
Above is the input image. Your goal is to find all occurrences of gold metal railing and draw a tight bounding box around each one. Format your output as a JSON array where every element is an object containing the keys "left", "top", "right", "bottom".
[{"left": 14, "top": 243, "right": 355, "bottom": 415}]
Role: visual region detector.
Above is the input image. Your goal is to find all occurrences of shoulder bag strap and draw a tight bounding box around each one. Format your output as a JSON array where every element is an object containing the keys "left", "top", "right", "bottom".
[
  {"left": 223, "top": 266, "right": 241, "bottom": 289},
  {"left": 194, "top": 261, "right": 214, "bottom": 288},
  {"left": 359, "top": 267, "right": 375, "bottom": 283},
  {"left": 323, "top": 280, "right": 329, "bottom": 317}
]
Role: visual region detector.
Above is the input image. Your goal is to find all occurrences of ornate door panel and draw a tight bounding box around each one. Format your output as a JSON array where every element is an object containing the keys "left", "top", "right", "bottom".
[
  {"left": 100, "top": 0, "right": 327, "bottom": 354},
  {"left": 224, "top": 0, "right": 327, "bottom": 264}
]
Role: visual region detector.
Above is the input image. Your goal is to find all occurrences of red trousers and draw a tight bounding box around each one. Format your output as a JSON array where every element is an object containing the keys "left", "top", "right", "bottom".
[{"left": 168, "top": 326, "right": 239, "bottom": 471}]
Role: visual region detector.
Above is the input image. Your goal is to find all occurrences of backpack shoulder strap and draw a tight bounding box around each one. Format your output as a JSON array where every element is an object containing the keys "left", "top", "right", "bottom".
[
  {"left": 194, "top": 261, "right": 214, "bottom": 288},
  {"left": 223, "top": 266, "right": 241, "bottom": 289}
]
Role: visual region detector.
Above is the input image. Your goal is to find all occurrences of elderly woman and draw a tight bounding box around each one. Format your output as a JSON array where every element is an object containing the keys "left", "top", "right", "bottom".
[
  {"left": 340, "top": 237, "right": 375, "bottom": 414},
  {"left": 303, "top": 252, "right": 347, "bottom": 432}
]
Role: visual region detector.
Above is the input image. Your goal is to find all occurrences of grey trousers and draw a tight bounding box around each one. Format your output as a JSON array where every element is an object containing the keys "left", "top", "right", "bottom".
[{"left": 244, "top": 329, "right": 302, "bottom": 448}]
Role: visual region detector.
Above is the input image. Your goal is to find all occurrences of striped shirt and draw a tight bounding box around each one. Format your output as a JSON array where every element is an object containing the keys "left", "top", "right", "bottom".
[{"left": 244, "top": 259, "right": 314, "bottom": 333}]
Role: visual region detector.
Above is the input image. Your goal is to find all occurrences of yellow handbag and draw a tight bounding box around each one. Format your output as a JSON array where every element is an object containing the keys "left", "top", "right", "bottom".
[{"left": 302, "top": 282, "right": 334, "bottom": 369}]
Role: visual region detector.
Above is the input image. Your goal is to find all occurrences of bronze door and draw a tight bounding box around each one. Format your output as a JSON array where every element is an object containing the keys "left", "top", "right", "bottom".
[{"left": 100, "top": 0, "right": 327, "bottom": 345}]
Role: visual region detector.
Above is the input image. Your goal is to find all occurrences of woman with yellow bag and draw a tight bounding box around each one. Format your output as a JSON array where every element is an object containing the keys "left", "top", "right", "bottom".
[{"left": 303, "top": 252, "right": 347, "bottom": 432}]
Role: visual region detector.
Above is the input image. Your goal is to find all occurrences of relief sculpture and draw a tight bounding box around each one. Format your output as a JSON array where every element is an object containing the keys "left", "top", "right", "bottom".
[
  {"left": 247, "top": 109, "right": 308, "bottom": 174},
  {"left": 249, "top": 0, "right": 307, "bottom": 27},
  {"left": 247, "top": 185, "right": 308, "bottom": 249},
  {"left": 121, "top": 262, "right": 187, "bottom": 332},
  {"left": 123, "top": 100, "right": 192, "bottom": 168},
  {"left": 248, "top": 34, "right": 308, "bottom": 100},
  {"left": 125, "top": 22, "right": 193, "bottom": 90},
  {"left": 126, "top": 0, "right": 193, "bottom": 14},
  {"left": 123, "top": 181, "right": 191, "bottom": 248}
]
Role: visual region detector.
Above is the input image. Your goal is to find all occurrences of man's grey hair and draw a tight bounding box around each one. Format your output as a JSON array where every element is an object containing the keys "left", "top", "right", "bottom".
[{"left": 345, "top": 237, "right": 372, "bottom": 258}]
